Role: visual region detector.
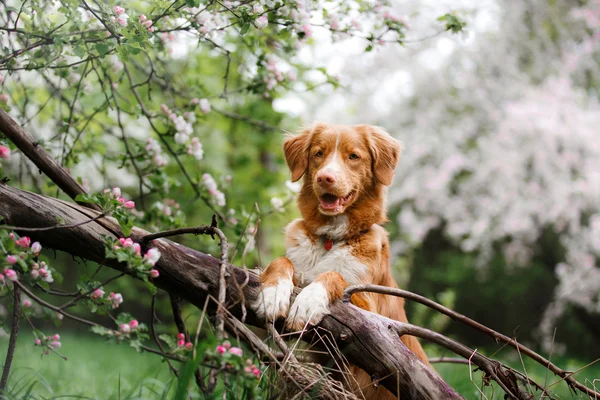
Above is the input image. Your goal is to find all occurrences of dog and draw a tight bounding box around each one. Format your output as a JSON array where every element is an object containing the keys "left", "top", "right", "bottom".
[{"left": 253, "top": 123, "right": 429, "bottom": 399}]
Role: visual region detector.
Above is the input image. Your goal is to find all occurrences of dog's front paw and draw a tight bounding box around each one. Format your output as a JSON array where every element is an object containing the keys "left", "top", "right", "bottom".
[
  {"left": 252, "top": 278, "right": 294, "bottom": 321},
  {"left": 286, "top": 282, "right": 331, "bottom": 331}
]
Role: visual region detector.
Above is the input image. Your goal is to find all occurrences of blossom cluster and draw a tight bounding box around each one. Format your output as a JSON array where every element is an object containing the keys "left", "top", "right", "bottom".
[
  {"left": 176, "top": 332, "right": 193, "bottom": 350},
  {"left": 105, "top": 237, "right": 161, "bottom": 281},
  {"left": 2, "top": 233, "right": 56, "bottom": 286},
  {"left": 202, "top": 173, "right": 226, "bottom": 207},
  {"left": 103, "top": 187, "right": 135, "bottom": 209},
  {"left": 215, "top": 341, "right": 261, "bottom": 378},
  {"left": 119, "top": 318, "right": 140, "bottom": 333},
  {"left": 34, "top": 333, "right": 62, "bottom": 356},
  {"left": 261, "top": 56, "right": 296, "bottom": 92},
  {"left": 111, "top": 5, "right": 129, "bottom": 27},
  {"left": 146, "top": 138, "right": 168, "bottom": 167},
  {"left": 160, "top": 103, "right": 203, "bottom": 146}
]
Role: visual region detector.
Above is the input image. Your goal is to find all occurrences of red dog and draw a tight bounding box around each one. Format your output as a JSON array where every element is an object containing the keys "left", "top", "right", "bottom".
[{"left": 253, "top": 123, "right": 429, "bottom": 398}]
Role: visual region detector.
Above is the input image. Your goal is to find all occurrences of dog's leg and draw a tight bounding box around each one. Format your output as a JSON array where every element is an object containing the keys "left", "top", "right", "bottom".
[
  {"left": 252, "top": 257, "right": 296, "bottom": 321},
  {"left": 286, "top": 271, "right": 373, "bottom": 331}
]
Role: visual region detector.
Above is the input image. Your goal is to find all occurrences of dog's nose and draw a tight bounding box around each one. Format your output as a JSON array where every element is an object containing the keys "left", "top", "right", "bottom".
[{"left": 317, "top": 172, "right": 336, "bottom": 186}]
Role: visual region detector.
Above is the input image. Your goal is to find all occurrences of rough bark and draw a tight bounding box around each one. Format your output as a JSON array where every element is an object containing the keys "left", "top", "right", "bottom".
[{"left": 0, "top": 183, "right": 463, "bottom": 399}]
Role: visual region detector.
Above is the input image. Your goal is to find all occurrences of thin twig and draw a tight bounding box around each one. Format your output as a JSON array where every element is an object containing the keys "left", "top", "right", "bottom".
[
  {"left": 150, "top": 295, "right": 179, "bottom": 377},
  {"left": 343, "top": 284, "right": 599, "bottom": 398},
  {"left": 0, "top": 286, "right": 21, "bottom": 392},
  {"left": 0, "top": 212, "right": 106, "bottom": 232}
]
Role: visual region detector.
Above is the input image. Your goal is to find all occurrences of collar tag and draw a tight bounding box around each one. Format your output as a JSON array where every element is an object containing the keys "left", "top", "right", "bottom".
[{"left": 324, "top": 238, "right": 333, "bottom": 251}]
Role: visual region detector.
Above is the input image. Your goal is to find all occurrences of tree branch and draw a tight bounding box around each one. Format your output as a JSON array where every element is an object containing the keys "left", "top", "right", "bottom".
[
  {"left": 0, "top": 109, "right": 100, "bottom": 211},
  {"left": 343, "top": 284, "right": 597, "bottom": 398}
]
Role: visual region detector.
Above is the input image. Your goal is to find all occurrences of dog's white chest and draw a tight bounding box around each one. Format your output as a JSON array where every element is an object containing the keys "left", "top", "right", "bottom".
[{"left": 286, "top": 231, "right": 367, "bottom": 287}]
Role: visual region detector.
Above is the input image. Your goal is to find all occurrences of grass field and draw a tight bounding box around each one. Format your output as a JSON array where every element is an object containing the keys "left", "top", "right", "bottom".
[{"left": 0, "top": 332, "right": 598, "bottom": 399}]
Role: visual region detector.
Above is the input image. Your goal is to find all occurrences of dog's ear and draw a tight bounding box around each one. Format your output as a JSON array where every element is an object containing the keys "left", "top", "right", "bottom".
[
  {"left": 283, "top": 128, "right": 312, "bottom": 182},
  {"left": 367, "top": 126, "right": 402, "bottom": 186}
]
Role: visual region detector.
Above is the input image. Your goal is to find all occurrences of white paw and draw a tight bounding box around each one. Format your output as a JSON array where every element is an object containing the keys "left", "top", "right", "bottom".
[
  {"left": 286, "top": 282, "right": 330, "bottom": 331},
  {"left": 252, "top": 278, "right": 294, "bottom": 321}
]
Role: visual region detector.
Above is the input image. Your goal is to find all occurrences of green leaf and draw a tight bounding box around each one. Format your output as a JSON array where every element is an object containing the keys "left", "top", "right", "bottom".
[
  {"left": 73, "top": 45, "right": 86, "bottom": 58},
  {"left": 95, "top": 43, "right": 110, "bottom": 58},
  {"left": 158, "top": 334, "right": 176, "bottom": 349},
  {"left": 90, "top": 325, "right": 112, "bottom": 336},
  {"left": 240, "top": 23, "right": 250, "bottom": 35}
]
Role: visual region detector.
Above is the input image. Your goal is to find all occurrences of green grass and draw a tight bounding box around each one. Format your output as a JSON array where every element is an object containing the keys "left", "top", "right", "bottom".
[
  {"left": 0, "top": 333, "right": 598, "bottom": 399},
  {"left": 0, "top": 332, "right": 175, "bottom": 400}
]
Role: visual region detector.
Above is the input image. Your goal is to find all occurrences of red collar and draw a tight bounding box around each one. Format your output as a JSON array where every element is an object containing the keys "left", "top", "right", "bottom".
[{"left": 324, "top": 238, "right": 333, "bottom": 251}]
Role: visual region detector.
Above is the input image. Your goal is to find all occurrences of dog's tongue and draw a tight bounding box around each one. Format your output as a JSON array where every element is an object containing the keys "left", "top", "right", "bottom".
[{"left": 320, "top": 194, "right": 340, "bottom": 210}]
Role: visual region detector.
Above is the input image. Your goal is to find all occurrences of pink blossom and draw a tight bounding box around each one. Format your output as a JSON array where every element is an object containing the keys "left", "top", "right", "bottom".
[
  {"left": 31, "top": 242, "right": 42, "bottom": 255},
  {"left": 216, "top": 345, "right": 226, "bottom": 354},
  {"left": 160, "top": 104, "right": 170, "bottom": 114},
  {"left": 144, "top": 248, "right": 161, "bottom": 266},
  {"left": 143, "top": 20, "right": 153, "bottom": 28},
  {"left": 199, "top": 98, "right": 211, "bottom": 114},
  {"left": 191, "top": 98, "right": 199, "bottom": 105},
  {"left": 119, "top": 238, "right": 134, "bottom": 247},
  {"left": 91, "top": 289, "right": 105, "bottom": 299},
  {"left": 229, "top": 347, "right": 243, "bottom": 357},
  {"left": 124, "top": 200, "right": 135, "bottom": 209},
  {"left": 177, "top": 333, "right": 185, "bottom": 341},
  {"left": 34, "top": 339, "right": 41, "bottom": 345},
  {"left": 113, "top": 6, "right": 125, "bottom": 15},
  {"left": 149, "top": 269, "right": 159, "bottom": 278},
  {"left": 185, "top": 341, "right": 193, "bottom": 350},
  {"left": 256, "top": 15, "right": 268, "bottom": 29},
  {"left": 300, "top": 24, "right": 312, "bottom": 38},
  {"left": 253, "top": 3, "right": 264, "bottom": 14},
  {"left": 112, "top": 187, "right": 121, "bottom": 198},
  {"left": 0, "top": 145, "right": 10, "bottom": 159},
  {"left": 252, "top": 367, "right": 260, "bottom": 377},
  {"left": 5, "top": 269, "right": 17, "bottom": 281},
  {"left": 129, "top": 319, "right": 139, "bottom": 330},
  {"left": 16, "top": 236, "right": 31, "bottom": 248},
  {"left": 53, "top": 334, "right": 60, "bottom": 341},
  {"left": 108, "top": 292, "right": 123, "bottom": 309},
  {"left": 0, "top": 94, "right": 9, "bottom": 104},
  {"left": 30, "top": 269, "right": 39, "bottom": 279},
  {"left": 139, "top": 14, "right": 147, "bottom": 22},
  {"left": 131, "top": 242, "right": 141, "bottom": 256},
  {"left": 120, "top": 323, "right": 131, "bottom": 333},
  {"left": 23, "top": 299, "right": 32, "bottom": 308},
  {"left": 223, "top": 340, "right": 231, "bottom": 349},
  {"left": 177, "top": 339, "right": 185, "bottom": 347},
  {"left": 5, "top": 255, "right": 17, "bottom": 265},
  {"left": 50, "top": 341, "right": 61, "bottom": 349}
]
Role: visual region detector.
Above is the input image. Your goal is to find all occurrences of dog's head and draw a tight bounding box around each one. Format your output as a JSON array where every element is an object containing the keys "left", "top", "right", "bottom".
[{"left": 283, "top": 123, "right": 402, "bottom": 217}]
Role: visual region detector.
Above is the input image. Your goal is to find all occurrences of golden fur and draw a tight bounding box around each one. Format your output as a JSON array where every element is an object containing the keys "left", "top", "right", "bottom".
[{"left": 254, "top": 123, "right": 429, "bottom": 399}]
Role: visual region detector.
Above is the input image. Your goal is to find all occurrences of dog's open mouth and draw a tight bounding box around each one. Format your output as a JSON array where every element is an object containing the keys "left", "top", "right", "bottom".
[{"left": 319, "top": 191, "right": 355, "bottom": 211}]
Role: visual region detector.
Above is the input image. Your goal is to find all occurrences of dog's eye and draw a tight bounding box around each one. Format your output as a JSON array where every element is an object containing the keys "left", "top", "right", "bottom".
[
  {"left": 314, "top": 151, "right": 323, "bottom": 158},
  {"left": 349, "top": 153, "right": 360, "bottom": 160}
]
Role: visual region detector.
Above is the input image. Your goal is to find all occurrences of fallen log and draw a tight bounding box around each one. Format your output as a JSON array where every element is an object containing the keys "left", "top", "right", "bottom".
[{"left": 0, "top": 183, "right": 463, "bottom": 399}]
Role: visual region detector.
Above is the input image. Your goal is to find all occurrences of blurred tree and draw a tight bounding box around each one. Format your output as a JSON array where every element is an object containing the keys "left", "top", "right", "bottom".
[{"left": 309, "top": 0, "right": 600, "bottom": 357}]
